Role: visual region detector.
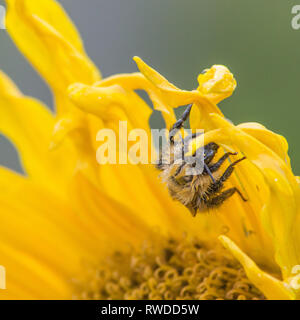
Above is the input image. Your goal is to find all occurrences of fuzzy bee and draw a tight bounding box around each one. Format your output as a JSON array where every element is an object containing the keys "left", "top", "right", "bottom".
[{"left": 156, "top": 104, "right": 247, "bottom": 216}]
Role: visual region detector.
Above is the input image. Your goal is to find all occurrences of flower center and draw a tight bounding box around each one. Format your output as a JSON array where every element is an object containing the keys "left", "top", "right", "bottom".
[{"left": 75, "top": 235, "right": 265, "bottom": 300}]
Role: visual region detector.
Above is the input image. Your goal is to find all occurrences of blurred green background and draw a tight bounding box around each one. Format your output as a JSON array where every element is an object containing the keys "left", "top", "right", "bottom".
[{"left": 0, "top": 0, "right": 299, "bottom": 172}]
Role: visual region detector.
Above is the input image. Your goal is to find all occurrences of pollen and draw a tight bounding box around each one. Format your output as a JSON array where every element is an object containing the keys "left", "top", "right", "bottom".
[{"left": 74, "top": 235, "right": 265, "bottom": 300}]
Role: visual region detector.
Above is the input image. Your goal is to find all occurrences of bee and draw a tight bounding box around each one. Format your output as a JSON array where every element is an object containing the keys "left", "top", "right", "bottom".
[{"left": 156, "top": 104, "right": 247, "bottom": 216}]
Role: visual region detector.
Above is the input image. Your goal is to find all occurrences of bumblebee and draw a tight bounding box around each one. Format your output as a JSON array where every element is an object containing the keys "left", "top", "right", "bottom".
[{"left": 156, "top": 104, "right": 247, "bottom": 216}]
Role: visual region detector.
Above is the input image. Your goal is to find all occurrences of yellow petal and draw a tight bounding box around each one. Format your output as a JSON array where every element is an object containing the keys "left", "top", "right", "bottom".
[
  {"left": 69, "top": 172, "right": 156, "bottom": 251},
  {"left": 197, "top": 64, "right": 237, "bottom": 104},
  {"left": 95, "top": 72, "right": 177, "bottom": 129},
  {"left": 0, "top": 70, "right": 76, "bottom": 196},
  {"left": 65, "top": 82, "right": 179, "bottom": 231},
  {"left": 5, "top": 0, "right": 100, "bottom": 114},
  {"left": 237, "top": 122, "right": 291, "bottom": 168},
  {"left": 68, "top": 82, "right": 152, "bottom": 135},
  {"left": 219, "top": 235, "right": 295, "bottom": 300},
  {"left": 68, "top": 83, "right": 153, "bottom": 162},
  {"left": 209, "top": 115, "right": 300, "bottom": 278},
  {"left": 66, "top": 80, "right": 225, "bottom": 243},
  {"left": 134, "top": 56, "right": 206, "bottom": 106},
  {"left": 0, "top": 167, "right": 97, "bottom": 299},
  {"left": 133, "top": 56, "right": 227, "bottom": 131},
  {"left": 0, "top": 241, "right": 72, "bottom": 299}
]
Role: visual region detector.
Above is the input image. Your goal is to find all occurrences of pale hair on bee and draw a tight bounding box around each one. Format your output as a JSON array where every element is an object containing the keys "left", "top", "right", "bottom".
[{"left": 156, "top": 103, "right": 247, "bottom": 217}]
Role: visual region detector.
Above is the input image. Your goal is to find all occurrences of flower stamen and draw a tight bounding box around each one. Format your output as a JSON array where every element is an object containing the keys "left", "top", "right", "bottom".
[{"left": 74, "top": 235, "right": 265, "bottom": 300}]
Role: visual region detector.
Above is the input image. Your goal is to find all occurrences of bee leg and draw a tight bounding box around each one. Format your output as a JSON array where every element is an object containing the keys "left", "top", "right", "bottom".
[
  {"left": 219, "top": 157, "right": 246, "bottom": 183},
  {"left": 155, "top": 157, "right": 164, "bottom": 171},
  {"left": 183, "top": 131, "right": 203, "bottom": 145},
  {"left": 169, "top": 104, "right": 193, "bottom": 144},
  {"left": 205, "top": 187, "right": 246, "bottom": 209},
  {"left": 191, "top": 143, "right": 220, "bottom": 182},
  {"left": 207, "top": 156, "right": 247, "bottom": 196},
  {"left": 208, "top": 152, "right": 238, "bottom": 173},
  {"left": 233, "top": 187, "right": 248, "bottom": 202},
  {"left": 204, "top": 163, "right": 216, "bottom": 183}
]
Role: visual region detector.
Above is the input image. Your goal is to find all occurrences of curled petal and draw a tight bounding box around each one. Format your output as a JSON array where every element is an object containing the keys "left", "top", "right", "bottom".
[
  {"left": 95, "top": 72, "right": 177, "bottom": 129},
  {"left": 133, "top": 56, "right": 231, "bottom": 131},
  {"left": 197, "top": 64, "right": 237, "bottom": 104},
  {"left": 208, "top": 115, "right": 300, "bottom": 279},
  {"left": 68, "top": 82, "right": 152, "bottom": 134},
  {"left": 134, "top": 56, "right": 207, "bottom": 106},
  {"left": 237, "top": 122, "right": 291, "bottom": 168},
  {"left": 220, "top": 235, "right": 295, "bottom": 300}
]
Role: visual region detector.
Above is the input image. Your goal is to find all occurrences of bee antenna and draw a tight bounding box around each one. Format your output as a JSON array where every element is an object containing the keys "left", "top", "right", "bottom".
[{"left": 204, "top": 163, "right": 216, "bottom": 183}]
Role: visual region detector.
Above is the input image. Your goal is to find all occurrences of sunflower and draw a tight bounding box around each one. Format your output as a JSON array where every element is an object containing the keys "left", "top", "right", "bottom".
[{"left": 0, "top": 0, "right": 299, "bottom": 300}]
